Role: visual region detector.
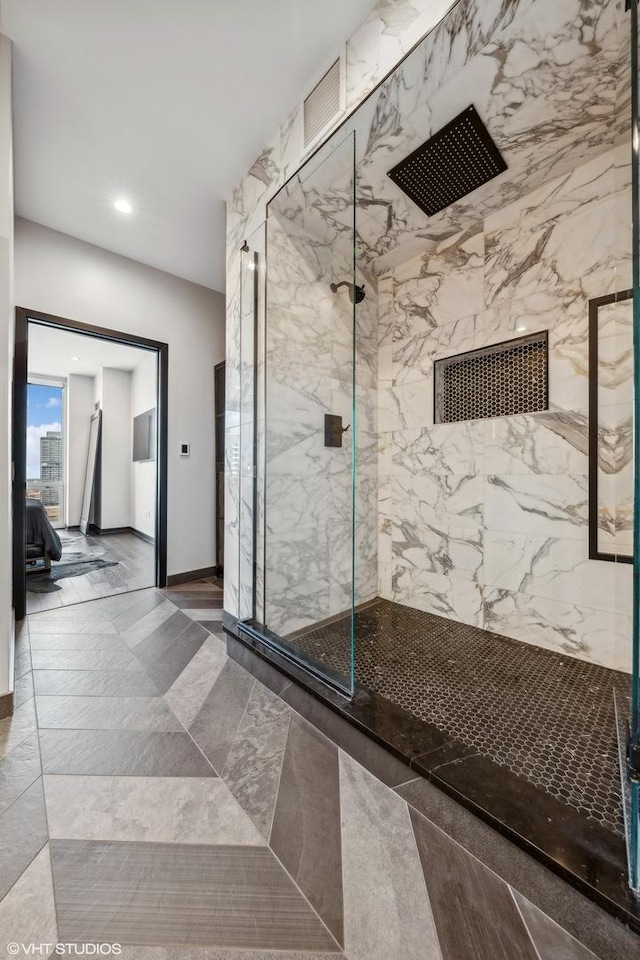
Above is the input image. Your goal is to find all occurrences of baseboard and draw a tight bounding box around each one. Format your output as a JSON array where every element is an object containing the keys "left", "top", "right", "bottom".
[
  {"left": 130, "top": 527, "right": 156, "bottom": 545},
  {"left": 89, "top": 524, "right": 131, "bottom": 536},
  {"left": 89, "top": 524, "right": 155, "bottom": 544},
  {"left": 0, "top": 691, "right": 13, "bottom": 720},
  {"left": 166, "top": 565, "right": 217, "bottom": 586}
]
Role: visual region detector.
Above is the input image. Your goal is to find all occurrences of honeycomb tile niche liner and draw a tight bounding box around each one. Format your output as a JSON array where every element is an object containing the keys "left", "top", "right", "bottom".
[{"left": 434, "top": 330, "right": 549, "bottom": 424}]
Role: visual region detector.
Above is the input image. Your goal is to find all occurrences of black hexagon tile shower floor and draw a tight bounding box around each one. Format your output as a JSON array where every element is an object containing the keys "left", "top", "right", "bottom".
[{"left": 291, "top": 599, "right": 629, "bottom": 836}]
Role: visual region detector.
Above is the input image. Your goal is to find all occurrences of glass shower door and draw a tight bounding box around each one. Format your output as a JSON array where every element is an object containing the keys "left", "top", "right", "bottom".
[
  {"left": 261, "top": 131, "right": 357, "bottom": 694},
  {"left": 629, "top": 0, "right": 640, "bottom": 894}
]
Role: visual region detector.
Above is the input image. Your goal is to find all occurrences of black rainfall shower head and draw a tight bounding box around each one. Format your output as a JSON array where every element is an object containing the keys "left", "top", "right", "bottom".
[
  {"left": 330, "top": 281, "right": 366, "bottom": 304},
  {"left": 387, "top": 104, "right": 507, "bottom": 217}
]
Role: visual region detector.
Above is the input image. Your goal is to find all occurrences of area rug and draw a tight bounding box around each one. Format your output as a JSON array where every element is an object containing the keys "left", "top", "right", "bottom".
[
  {"left": 57, "top": 532, "right": 84, "bottom": 545},
  {"left": 26, "top": 551, "right": 118, "bottom": 593}
]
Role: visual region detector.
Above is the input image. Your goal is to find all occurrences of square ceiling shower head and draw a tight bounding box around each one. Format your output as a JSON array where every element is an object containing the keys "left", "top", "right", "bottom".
[{"left": 387, "top": 105, "right": 507, "bottom": 217}]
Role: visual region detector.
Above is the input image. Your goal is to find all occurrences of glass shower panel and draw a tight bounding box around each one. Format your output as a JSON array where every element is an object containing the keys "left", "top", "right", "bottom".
[
  {"left": 263, "top": 132, "right": 357, "bottom": 693},
  {"left": 628, "top": 0, "right": 640, "bottom": 894},
  {"left": 238, "top": 225, "right": 264, "bottom": 621}
]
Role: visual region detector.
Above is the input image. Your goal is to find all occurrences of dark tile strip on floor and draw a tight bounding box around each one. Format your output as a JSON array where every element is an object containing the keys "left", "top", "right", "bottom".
[
  {"left": 39, "top": 728, "right": 218, "bottom": 777},
  {"left": 50, "top": 840, "right": 340, "bottom": 951},
  {"left": 270, "top": 713, "right": 344, "bottom": 945},
  {"left": 188, "top": 659, "right": 257, "bottom": 772},
  {"left": 131, "top": 617, "right": 209, "bottom": 694},
  {"left": 411, "top": 807, "right": 540, "bottom": 960},
  {"left": 33, "top": 668, "right": 161, "bottom": 697}
]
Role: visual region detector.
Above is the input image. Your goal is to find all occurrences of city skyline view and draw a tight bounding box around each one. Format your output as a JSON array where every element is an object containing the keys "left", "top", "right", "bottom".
[{"left": 27, "top": 382, "right": 62, "bottom": 479}]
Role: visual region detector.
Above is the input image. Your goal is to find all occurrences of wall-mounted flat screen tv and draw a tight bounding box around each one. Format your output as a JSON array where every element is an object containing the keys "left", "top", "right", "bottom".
[{"left": 133, "top": 408, "right": 156, "bottom": 462}]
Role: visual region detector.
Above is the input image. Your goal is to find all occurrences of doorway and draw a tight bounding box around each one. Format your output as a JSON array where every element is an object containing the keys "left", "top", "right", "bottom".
[{"left": 13, "top": 308, "right": 168, "bottom": 621}]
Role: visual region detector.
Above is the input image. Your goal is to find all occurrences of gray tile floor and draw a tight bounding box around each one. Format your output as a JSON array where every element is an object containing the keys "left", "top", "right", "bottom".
[
  {"left": 0, "top": 583, "right": 635, "bottom": 959},
  {"left": 26, "top": 531, "right": 155, "bottom": 614}
]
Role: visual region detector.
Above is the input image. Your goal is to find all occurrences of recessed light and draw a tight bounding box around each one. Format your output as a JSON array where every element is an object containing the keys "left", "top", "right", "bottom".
[
  {"left": 69, "top": 356, "right": 80, "bottom": 361},
  {"left": 114, "top": 198, "right": 132, "bottom": 214}
]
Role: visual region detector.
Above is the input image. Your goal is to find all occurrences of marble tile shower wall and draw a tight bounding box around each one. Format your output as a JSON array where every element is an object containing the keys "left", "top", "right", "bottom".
[
  {"left": 378, "top": 144, "right": 633, "bottom": 672},
  {"left": 225, "top": 0, "right": 537, "bottom": 621},
  {"left": 225, "top": 0, "right": 462, "bottom": 620},
  {"left": 352, "top": 0, "right": 621, "bottom": 278},
  {"left": 263, "top": 207, "right": 378, "bottom": 637},
  {"left": 224, "top": 0, "right": 632, "bottom": 675}
]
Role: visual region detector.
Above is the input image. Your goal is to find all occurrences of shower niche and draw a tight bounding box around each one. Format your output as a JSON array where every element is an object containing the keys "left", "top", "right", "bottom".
[
  {"left": 433, "top": 331, "right": 548, "bottom": 424},
  {"left": 233, "top": 0, "right": 640, "bottom": 914}
]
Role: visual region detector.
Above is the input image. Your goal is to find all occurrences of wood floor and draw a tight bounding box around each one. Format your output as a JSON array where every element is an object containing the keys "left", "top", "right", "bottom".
[{"left": 26, "top": 531, "right": 155, "bottom": 615}]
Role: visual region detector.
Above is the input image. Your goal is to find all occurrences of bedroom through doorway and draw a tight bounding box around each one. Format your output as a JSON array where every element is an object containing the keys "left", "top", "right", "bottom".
[{"left": 13, "top": 309, "right": 168, "bottom": 619}]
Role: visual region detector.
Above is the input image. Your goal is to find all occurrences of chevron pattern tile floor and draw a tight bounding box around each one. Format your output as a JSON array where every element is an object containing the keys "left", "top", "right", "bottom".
[{"left": 0, "top": 582, "right": 635, "bottom": 959}]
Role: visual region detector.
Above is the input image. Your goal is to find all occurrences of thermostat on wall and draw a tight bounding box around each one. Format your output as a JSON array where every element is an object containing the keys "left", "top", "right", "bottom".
[{"left": 180, "top": 443, "right": 190, "bottom": 457}]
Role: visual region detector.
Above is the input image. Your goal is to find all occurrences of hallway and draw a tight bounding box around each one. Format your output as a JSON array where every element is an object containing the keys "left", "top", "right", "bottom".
[{"left": 0, "top": 584, "right": 631, "bottom": 958}]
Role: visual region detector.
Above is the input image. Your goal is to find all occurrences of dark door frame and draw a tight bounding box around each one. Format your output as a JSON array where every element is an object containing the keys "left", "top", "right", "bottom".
[
  {"left": 12, "top": 306, "right": 169, "bottom": 621},
  {"left": 214, "top": 360, "right": 225, "bottom": 577}
]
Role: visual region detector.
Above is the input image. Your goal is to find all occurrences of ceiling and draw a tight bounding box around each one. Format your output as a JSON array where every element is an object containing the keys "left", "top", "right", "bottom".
[
  {"left": 0, "top": 0, "right": 377, "bottom": 293},
  {"left": 28, "top": 322, "right": 155, "bottom": 380}
]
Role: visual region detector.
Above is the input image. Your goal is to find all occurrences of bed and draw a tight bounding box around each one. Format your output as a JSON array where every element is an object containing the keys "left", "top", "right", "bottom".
[{"left": 26, "top": 497, "right": 62, "bottom": 571}]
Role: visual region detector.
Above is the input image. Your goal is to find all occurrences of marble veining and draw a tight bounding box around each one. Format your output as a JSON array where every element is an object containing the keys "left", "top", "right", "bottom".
[
  {"left": 224, "top": 0, "right": 546, "bottom": 621},
  {"left": 263, "top": 165, "right": 378, "bottom": 638},
  {"left": 376, "top": 130, "right": 630, "bottom": 668},
  {"left": 225, "top": 0, "right": 632, "bottom": 673}
]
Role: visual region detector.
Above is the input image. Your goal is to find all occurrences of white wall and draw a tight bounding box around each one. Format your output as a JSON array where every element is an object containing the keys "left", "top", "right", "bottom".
[
  {"left": 88, "top": 368, "right": 103, "bottom": 526},
  {"left": 131, "top": 353, "right": 156, "bottom": 539},
  {"left": 67, "top": 359, "right": 156, "bottom": 536},
  {"left": 15, "top": 217, "right": 226, "bottom": 577},
  {"left": 99, "top": 367, "right": 132, "bottom": 529},
  {"left": 66, "top": 373, "right": 95, "bottom": 526},
  {"left": 0, "top": 36, "right": 13, "bottom": 701}
]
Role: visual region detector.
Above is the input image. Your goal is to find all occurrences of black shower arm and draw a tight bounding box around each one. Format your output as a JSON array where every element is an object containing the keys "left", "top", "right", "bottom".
[{"left": 329, "top": 281, "right": 366, "bottom": 303}]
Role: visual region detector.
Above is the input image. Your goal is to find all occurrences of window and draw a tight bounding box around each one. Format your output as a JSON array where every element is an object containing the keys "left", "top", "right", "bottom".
[{"left": 27, "top": 378, "right": 66, "bottom": 528}]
